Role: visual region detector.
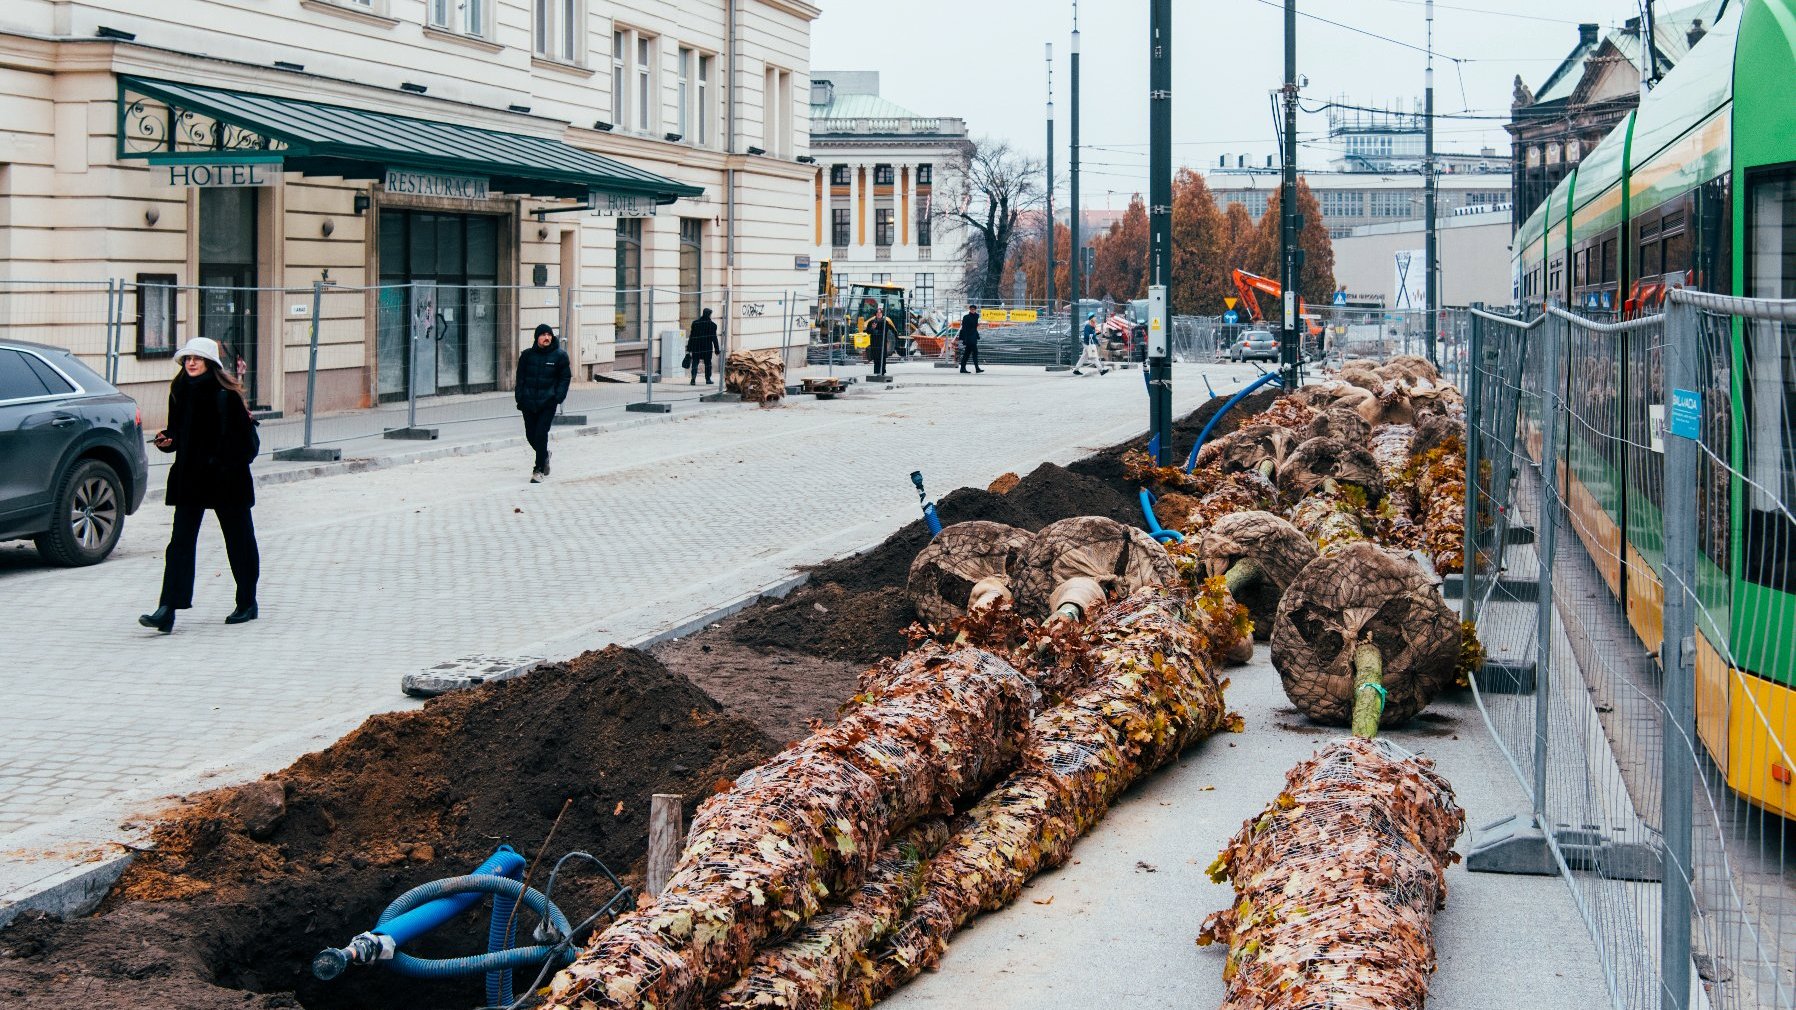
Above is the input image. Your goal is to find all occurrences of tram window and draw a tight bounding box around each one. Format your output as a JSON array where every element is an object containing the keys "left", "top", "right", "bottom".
[
  {"left": 1743, "top": 171, "right": 1796, "bottom": 590},
  {"left": 1573, "top": 251, "right": 1585, "bottom": 287},
  {"left": 1663, "top": 230, "right": 1692, "bottom": 276},
  {"left": 1602, "top": 239, "right": 1617, "bottom": 284},
  {"left": 1640, "top": 238, "right": 1663, "bottom": 277}
]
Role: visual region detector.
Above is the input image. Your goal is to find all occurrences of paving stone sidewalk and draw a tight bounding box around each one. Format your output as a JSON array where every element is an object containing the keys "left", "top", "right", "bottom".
[{"left": 0, "top": 362, "right": 1225, "bottom": 905}]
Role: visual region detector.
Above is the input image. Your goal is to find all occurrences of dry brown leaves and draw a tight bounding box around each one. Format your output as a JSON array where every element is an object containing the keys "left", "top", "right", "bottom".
[
  {"left": 1199, "top": 738, "right": 1464, "bottom": 1010},
  {"left": 545, "top": 646, "right": 1036, "bottom": 1010},
  {"left": 724, "top": 350, "right": 786, "bottom": 405}
]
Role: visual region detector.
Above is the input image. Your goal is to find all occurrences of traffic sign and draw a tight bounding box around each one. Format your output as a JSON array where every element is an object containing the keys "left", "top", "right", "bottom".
[
  {"left": 1333, "top": 290, "right": 1348, "bottom": 306},
  {"left": 1223, "top": 297, "right": 1239, "bottom": 311},
  {"left": 1223, "top": 310, "right": 1239, "bottom": 325}
]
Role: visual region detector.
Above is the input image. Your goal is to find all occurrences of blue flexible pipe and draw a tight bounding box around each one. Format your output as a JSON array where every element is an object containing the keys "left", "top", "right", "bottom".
[
  {"left": 1184, "top": 371, "right": 1283, "bottom": 473},
  {"left": 373, "top": 848, "right": 524, "bottom": 948},
  {"left": 1138, "top": 488, "right": 1184, "bottom": 544},
  {"left": 375, "top": 874, "right": 576, "bottom": 980},
  {"left": 486, "top": 885, "right": 520, "bottom": 1006}
]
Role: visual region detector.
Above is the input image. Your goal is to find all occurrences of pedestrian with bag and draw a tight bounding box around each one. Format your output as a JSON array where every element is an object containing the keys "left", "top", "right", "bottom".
[
  {"left": 865, "top": 306, "right": 897, "bottom": 377},
  {"left": 958, "top": 303, "right": 984, "bottom": 373},
  {"left": 516, "top": 323, "right": 571, "bottom": 483},
  {"left": 139, "top": 337, "right": 261, "bottom": 634},
  {"left": 1072, "top": 313, "right": 1111, "bottom": 376},
  {"left": 685, "top": 307, "right": 720, "bottom": 385}
]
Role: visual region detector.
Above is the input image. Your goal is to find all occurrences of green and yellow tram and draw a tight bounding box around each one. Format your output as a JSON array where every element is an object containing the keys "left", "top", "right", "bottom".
[{"left": 1513, "top": 0, "right": 1795, "bottom": 818}]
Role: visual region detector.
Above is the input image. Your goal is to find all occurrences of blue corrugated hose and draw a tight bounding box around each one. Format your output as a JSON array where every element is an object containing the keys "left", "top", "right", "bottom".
[{"left": 1185, "top": 371, "right": 1283, "bottom": 473}]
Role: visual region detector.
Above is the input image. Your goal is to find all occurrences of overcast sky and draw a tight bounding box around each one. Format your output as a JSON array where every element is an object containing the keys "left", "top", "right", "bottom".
[{"left": 812, "top": 0, "right": 1658, "bottom": 208}]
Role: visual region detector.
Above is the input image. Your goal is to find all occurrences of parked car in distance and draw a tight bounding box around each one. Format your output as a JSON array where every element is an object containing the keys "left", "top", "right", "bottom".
[
  {"left": 1230, "top": 329, "right": 1280, "bottom": 362},
  {"left": 0, "top": 340, "right": 149, "bottom": 565}
]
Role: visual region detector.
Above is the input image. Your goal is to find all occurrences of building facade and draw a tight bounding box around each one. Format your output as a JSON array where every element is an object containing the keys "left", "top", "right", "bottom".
[
  {"left": 1331, "top": 205, "right": 1516, "bottom": 310},
  {"left": 1508, "top": 3, "right": 1724, "bottom": 228},
  {"left": 0, "top": 0, "right": 819, "bottom": 423},
  {"left": 807, "top": 71, "right": 970, "bottom": 315},
  {"left": 1209, "top": 172, "right": 1512, "bottom": 241}
]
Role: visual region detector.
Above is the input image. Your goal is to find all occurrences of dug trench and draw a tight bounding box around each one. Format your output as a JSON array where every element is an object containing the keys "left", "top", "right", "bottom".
[{"left": 0, "top": 397, "right": 1265, "bottom": 1010}]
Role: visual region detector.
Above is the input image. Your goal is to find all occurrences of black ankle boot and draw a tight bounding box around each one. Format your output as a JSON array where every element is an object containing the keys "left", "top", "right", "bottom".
[
  {"left": 225, "top": 603, "right": 259, "bottom": 625},
  {"left": 139, "top": 606, "right": 175, "bottom": 634}
]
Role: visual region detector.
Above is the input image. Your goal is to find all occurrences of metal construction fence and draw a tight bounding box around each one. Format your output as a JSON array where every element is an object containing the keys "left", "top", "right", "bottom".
[
  {"left": 0, "top": 279, "right": 813, "bottom": 460},
  {"left": 1457, "top": 296, "right": 1794, "bottom": 1010}
]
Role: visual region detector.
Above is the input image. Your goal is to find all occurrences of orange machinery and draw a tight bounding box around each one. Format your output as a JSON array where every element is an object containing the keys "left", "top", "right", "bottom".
[{"left": 1231, "top": 268, "right": 1323, "bottom": 337}]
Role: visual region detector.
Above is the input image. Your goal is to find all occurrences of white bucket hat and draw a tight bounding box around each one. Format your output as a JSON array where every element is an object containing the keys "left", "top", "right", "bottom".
[{"left": 173, "top": 337, "right": 224, "bottom": 368}]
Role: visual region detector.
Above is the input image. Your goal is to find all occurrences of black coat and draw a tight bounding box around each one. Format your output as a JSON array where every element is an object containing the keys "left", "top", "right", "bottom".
[
  {"left": 160, "top": 371, "right": 256, "bottom": 509},
  {"left": 686, "top": 317, "right": 720, "bottom": 356},
  {"left": 960, "top": 311, "right": 981, "bottom": 342},
  {"left": 515, "top": 335, "right": 572, "bottom": 413}
]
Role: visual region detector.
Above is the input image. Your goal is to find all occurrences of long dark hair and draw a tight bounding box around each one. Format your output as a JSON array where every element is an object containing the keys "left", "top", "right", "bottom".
[{"left": 171, "top": 355, "right": 250, "bottom": 415}]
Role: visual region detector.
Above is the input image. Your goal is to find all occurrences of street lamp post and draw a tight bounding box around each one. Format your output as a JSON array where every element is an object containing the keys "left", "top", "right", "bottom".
[
  {"left": 1046, "top": 42, "right": 1056, "bottom": 311},
  {"left": 1069, "top": 9, "right": 1083, "bottom": 343},
  {"left": 1148, "top": 0, "right": 1173, "bottom": 463},
  {"left": 1278, "top": 0, "right": 1302, "bottom": 391}
]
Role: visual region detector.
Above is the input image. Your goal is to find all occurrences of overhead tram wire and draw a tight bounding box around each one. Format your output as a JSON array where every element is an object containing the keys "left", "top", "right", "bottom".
[{"left": 1244, "top": 0, "right": 1581, "bottom": 64}]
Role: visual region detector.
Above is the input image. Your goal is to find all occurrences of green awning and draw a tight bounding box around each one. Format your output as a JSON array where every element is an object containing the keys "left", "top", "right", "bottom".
[{"left": 117, "top": 76, "right": 703, "bottom": 203}]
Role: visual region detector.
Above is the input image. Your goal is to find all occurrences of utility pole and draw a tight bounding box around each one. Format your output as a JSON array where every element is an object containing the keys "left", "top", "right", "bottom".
[
  {"left": 1046, "top": 42, "right": 1056, "bottom": 310},
  {"left": 1148, "top": 0, "right": 1173, "bottom": 463},
  {"left": 1069, "top": 5, "right": 1083, "bottom": 340},
  {"left": 1424, "top": 0, "right": 1439, "bottom": 365},
  {"left": 1278, "top": 0, "right": 1302, "bottom": 391}
]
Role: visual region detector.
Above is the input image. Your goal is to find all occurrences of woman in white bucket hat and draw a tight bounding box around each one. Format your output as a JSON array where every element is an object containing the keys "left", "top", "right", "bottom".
[{"left": 139, "top": 337, "right": 261, "bottom": 634}]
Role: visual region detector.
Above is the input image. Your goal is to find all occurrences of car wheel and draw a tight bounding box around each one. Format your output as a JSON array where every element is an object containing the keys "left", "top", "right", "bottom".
[{"left": 36, "top": 458, "right": 125, "bottom": 566}]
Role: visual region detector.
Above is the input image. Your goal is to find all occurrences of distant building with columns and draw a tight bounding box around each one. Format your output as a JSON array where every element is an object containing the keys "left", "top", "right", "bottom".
[{"left": 808, "top": 72, "right": 971, "bottom": 315}]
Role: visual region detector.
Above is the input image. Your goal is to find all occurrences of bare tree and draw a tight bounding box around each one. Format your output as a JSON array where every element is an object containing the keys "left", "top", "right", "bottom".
[{"left": 940, "top": 138, "right": 1044, "bottom": 303}]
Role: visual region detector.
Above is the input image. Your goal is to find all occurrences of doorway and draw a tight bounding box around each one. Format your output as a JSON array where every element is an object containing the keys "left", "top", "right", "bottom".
[
  {"left": 198, "top": 187, "right": 262, "bottom": 408},
  {"left": 377, "top": 209, "right": 500, "bottom": 400}
]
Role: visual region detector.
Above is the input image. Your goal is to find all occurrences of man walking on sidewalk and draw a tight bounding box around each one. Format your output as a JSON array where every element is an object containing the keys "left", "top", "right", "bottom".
[
  {"left": 865, "top": 307, "right": 898, "bottom": 378},
  {"left": 515, "top": 323, "right": 571, "bottom": 483},
  {"left": 958, "top": 303, "right": 984, "bottom": 373},
  {"left": 686, "top": 307, "right": 720, "bottom": 384},
  {"left": 1073, "top": 313, "right": 1110, "bottom": 376}
]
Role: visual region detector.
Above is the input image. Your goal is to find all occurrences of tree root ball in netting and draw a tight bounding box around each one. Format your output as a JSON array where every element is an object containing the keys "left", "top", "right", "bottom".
[
  {"left": 1271, "top": 542, "right": 1460, "bottom": 727},
  {"left": 1010, "top": 516, "right": 1178, "bottom": 620},
  {"left": 906, "top": 521, "right": 1033, "bottom": 625},
  {"left": 1200, "top": 512, "right": 1316, "bottom": 641},
  {"left": 1379, "top": 354, "right": 1441, "bottom": 384},
  {"left": 1305, "top": 406, "right": 1372, "bottom": 444},
  {"left": 1277, "top": 437, "right": 1386, "bottom": 507},
  {"left": 1193, "top": 425, "right": 1297, "bottom": 479}
]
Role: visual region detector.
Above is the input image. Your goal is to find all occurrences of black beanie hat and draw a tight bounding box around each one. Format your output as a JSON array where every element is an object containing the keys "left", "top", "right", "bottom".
[{"left": 534, "top": 324, "right": 555, "bottom": 337}]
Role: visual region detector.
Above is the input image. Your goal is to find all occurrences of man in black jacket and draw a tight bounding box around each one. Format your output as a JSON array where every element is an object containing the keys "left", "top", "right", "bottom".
[
  {"left": 686, "top": 307, "right": 720, "bottom": 384},
  {"left": 958, "top": 303, "right": 984, "bottom": 373},
  {"left": 515, "top": 323, "right": 572, "bottom": 483}
]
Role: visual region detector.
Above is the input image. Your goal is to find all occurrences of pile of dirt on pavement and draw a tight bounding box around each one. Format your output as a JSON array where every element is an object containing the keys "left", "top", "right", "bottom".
[{"left": 0, "top": 647, "right": 776, "bottom": 1010}]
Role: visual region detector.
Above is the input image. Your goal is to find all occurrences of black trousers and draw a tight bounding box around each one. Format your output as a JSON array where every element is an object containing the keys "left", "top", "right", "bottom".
[
  {"left": 160, "top": 503, "right": 259, "bottom": 609},
  {"left": 872, "top": 331, "right": 890, "bottom": 375},
  {"left": 522, "top": 404, "right": 556, "bottom": 472},
  {"left": 959, "top": 340, "right": 981, "bottom": 371},
  {"left": 689, "top": 353, "right": 713, "bottom": 384}
]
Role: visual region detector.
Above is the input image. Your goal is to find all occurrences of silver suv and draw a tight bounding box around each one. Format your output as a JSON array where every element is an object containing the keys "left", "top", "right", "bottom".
[
  {"left": 1230, "top": 330, "right": 1280, "bottom": 362},
  {"left": 0, "top": 341, "right": 149, "bottom": 565}
]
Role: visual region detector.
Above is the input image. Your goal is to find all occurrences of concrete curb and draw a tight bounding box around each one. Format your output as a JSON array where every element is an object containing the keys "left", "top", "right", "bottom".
[{"left": 0, "top": 851, "right": 133, "bottom": 930}]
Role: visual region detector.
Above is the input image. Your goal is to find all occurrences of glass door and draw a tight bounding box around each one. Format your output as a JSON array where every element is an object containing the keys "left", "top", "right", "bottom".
[
  {"left": 198, "top": 187, "right": 261, "bottom": 408},
  {"left": 378, "top": 209, "right": 501, "bottom": 399}
]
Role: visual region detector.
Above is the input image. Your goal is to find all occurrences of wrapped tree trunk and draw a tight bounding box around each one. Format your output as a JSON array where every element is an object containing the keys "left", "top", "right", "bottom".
[
  {"left": 724, "top": 349, "right": 786, "bottom": 404},
  {"left": 1199, "top": 737, "right": 1464, "bottom": 1009},
  {"left": 735, "top": 587, "right": 1235, "bottom": 1008},
  {"left": 545, "top": 646, "right": 1036, "bottom": 1010}
]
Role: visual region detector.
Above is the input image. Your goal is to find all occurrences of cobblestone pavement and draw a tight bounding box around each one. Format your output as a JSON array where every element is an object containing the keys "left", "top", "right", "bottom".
[{"left": 0, "top": 362, "right": 1228, "bottom": 875}]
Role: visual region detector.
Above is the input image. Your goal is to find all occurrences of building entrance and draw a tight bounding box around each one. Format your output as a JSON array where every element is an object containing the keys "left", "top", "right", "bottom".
[{"left": 377, "top": 209, "right": 500, "bottom": 400}]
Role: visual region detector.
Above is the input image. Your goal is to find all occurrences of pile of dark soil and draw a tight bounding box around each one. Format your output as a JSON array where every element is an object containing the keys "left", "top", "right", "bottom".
[{"left": 0, "top": 648, "right": 776, "bottom": 1010}]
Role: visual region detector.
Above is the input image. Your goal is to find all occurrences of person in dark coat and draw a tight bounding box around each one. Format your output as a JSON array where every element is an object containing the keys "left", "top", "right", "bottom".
[
  {"left": 686, "top": 308, "right": 720, "bottom": 384},
  {"left": 958, "top": 303, "right": 984, "bottom": 374},
  {"left": 865, "top": 307, "right": 897, "bottom": 377},
  {"left": 139, "top": 337, "right": 260, "bottom": 634},
  {"left": 516, "top": 323, "right": 572, "bottom": 482}
]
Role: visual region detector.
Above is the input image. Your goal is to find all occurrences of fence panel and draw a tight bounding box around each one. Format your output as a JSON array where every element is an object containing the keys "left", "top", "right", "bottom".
[
  {"left": 1459, "top": 300, "right": 1794, "bottom": 1010},
  {"left": 0, "top": 281, "right": 125, "bottom": 381}
]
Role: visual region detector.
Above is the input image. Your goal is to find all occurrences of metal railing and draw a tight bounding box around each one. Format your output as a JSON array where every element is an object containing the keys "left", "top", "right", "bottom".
[{"left": 1458, "top": 299, "right": 1795, "bottom": 1010}]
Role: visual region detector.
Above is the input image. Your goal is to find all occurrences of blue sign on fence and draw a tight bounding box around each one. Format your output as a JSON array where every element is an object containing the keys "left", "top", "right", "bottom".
[
  {"left": 1670, "top": 388, "right": 1703, "bottom": 440},
  {"left": 1224, "top": 310, "right": 1239, "bottom": 325}
]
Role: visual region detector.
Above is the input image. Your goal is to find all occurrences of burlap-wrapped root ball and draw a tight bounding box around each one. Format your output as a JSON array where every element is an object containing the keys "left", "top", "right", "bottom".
[
  {"left": 1200, "top": 512, "right": 1316, "bottom": 641},
  {"left": 1271, "top": 542, "right": 1459, "bottom": 727},
  {"left": 1194, "top": 424, "right": 1297, "bottom": 481},
  {"left": 1278, "top": 436, "right": 1386, "bottom": 506},
  {"left": 1305, "top": 406, "right": 1372, "bottom": 443},
  {"left": 1011, "top": 516, "right": 1177, "bottom": 620},
  {"left": 1379, "top": 354, "right": 1441, "bottom": 384},
  {"left": 906, "top": 521, "right": 1032, "bottom": 626}
]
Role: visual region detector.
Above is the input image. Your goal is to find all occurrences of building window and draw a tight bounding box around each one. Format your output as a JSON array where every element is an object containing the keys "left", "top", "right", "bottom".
[
  {"left": 916, "top": 195, "right": 932, "bottom": 248},
  {"left": 761, "top": 66, "right": 791, "bottom": 157},
  {"left": 135, "top": 274, "right": 178, "bottom": 358},
  {"left": 832, "top": 207, "right": 851, "bottom": 248},
  {"left": 616, "top": 218, "right": 644, "bottom": 343},
  {"left": 1319, "top": 191, "right": 1362, "bottom": 218},
  {"left": 830, "top": 164, "right": 851, "bottom": 186},
  {"left": 679, "top": 219, "right": 704, "bottom": 331},
  {"left": 697, "top": 54, "right": 712, "bottom": 147},
  {"left": 916, "top": 164, "right": 932, "bottom": 186},
  {"left": 537, "top": 0, "right": 582, "bottom": 62},
  {"left": 612, "top": 31, "right": 627, "bottom": 125},
  {"left": 677, "top": 47, "right": 692, "bottom": 139},
  {"left": 914, "top": 273, "right": 935, "bottom": 308},
  {"left": 875, "top": 208, "right": 895, "bottom": 247},
  {"left": 871, "top": 273, "right": 892, "bottom": 284},
  {"left": 1369, "top": 191, "right": 1413, "bottom": 218},
  {"left": 430, "top": 0, "right": 485, "bottom": 36},
  {"left": 637, "top": 35, "right": 655, "bottom": 132},
  {"left": 874, "top": 164, "right": 895, "bottom": 186}
]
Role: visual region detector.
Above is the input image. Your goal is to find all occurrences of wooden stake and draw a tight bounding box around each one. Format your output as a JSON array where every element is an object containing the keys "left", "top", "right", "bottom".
[{"left": 648, "top": 793, "right": 685, "bottom": 896}]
